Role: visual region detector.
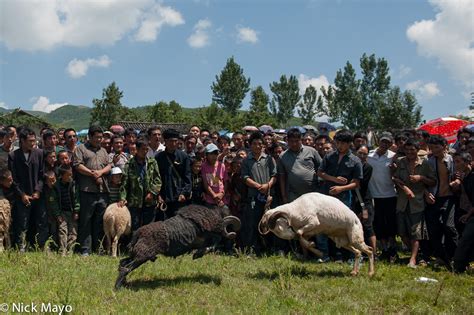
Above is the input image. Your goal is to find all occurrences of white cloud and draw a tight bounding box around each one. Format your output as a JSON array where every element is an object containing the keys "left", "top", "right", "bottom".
[
  {"left": 31, "top": 96, "right": 68, "bottom": 113},
  {"left": 66, "top": 55, "right": 111, "bottom": 79},
  {"left": 397, "top": 64, "right": 412, "bottom": 79},
  {"left": 298, "top": 74, "right": 330, "bottom": 95},
  {"left": 0, "top": 102, "right": 8, "bottom": 109},
  {"left": 405, "top": 80, "right": 441, "bottom": 100},
  {"left": 236, "top": 26, "right": 258, "bottom": 44},
  {"left": 0, "top": 0, "right": 185, "bottom": 51},
  {"left": 134, "top": 4, "right": 184, "bottom": 42},
  {"left": 406, "top": 0, "right": 474, "bottom": 89},
  {"left": 187, "top": 19, "right": 212, "bottom": 48}
]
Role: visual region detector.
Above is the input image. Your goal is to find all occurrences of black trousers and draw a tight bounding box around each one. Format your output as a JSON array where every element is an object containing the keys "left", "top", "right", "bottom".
[
  {"left": 240, "top": 198, "right": 266, "bottom": 253},
  {"left": 453, "top": 216, "right": 474, "bottom": 273},
  {"left": 129, "top": 205, "right": 156, "bottom": 232},
  {"left": 12, "top": 199, "right": 48, "bottom": 250},
  {"left": 78, "top": 191, "right": 108, "bottom": 254},
  {"left": 425, "top": 196, "right": 459, "bottom": 260}
]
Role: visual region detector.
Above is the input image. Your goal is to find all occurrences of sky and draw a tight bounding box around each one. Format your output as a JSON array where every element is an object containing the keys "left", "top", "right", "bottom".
[{"left": 0, "top": 0, "right": 473, "bottom": 122}]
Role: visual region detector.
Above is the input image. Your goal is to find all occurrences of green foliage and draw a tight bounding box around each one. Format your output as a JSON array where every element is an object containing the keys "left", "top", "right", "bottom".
[
  {"left": 149, "top": 100, "right": 189, "bottom": 123},
  {"left": 0, "top": 109, "right": 50, "bottom": 131},
  {"left": 211, "top": 56, "right": 251, "bottom": 116},
  {"left": 298, "top": 85, "right": 322, "bottom": 125},
  {"left": 194, "top": 102, "right": 226, "bottom": 131},
  {"left": 245, "top": 86, "right": 275, "bottom": 127},
  {"left": 319, "top": 53, "right": 422, "bottom": 130},
  {"left": 90, "top": 82, "right": 127, "bottom": 129},
  {"left": 270, "top": 75, "right": 301, "bottom": 127}
]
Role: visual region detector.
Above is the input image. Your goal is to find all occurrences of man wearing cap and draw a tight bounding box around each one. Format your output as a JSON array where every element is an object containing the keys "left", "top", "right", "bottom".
[
  {"left": 119, "top": 138, "right": 161, "bottom": 231},
  {"left": 367, "top": 131, "right": 398, "bottom": 261},
  {"left": 156, "top": 129, "right": 192, "bottom": 219}
]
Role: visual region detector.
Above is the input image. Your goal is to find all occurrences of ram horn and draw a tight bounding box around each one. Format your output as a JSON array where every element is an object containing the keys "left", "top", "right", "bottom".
[
  {"left": 258, "top": 215, "right": 270, "bottom": 235},
  {"left": 267, "top": 211, "right": 289, "bottom": 230},
  {"left": 223, "top": 216, "right": 241, "bottom": 239}
]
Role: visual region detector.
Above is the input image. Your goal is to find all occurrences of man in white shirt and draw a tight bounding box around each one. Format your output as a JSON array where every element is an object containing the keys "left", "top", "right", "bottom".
[
  {"left": 367, "top": 132, "right": 398, "bottom": 261},
  {"left": 146, "top": 125, "right": 165, "bottom": 158}
]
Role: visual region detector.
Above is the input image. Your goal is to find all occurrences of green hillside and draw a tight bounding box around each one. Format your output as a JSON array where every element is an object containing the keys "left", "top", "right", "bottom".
[
  {"left": 44, "top": 105, "right": 92, "bottom": 130},
  {"left": 1, "top": 104, "right": 308, "bottom": 131}
]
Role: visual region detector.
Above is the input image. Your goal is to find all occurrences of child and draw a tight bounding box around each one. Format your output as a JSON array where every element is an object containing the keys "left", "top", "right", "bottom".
[
  {"left": 48, "top": 166, "right": 79, "bottom": 255},
  {"left": 44, "top": 150, "right": 57, "bottom": 173},
  {"left": 109, "top": 135, "right": 129, "bottom": 171},
  {"left": 228, "top": 156, "right": 245, "bottom": 218},
  {"left": 109, "top": 167, "right": 122, "bottom": 204},
  {"left": 201, "top": 144, "right": 228, "bottom": 208},
  {"left": 44, "top": 170, "right": 58, "bottom": 251},
  {"left": 0, "top": 167, "right": 14, "bottom": 251},
  {"left": 190, "top": 158, "right": 204, "bottom": 205},
  {"left": 57, "top": 150, "right": 71, "bottom": 167}
]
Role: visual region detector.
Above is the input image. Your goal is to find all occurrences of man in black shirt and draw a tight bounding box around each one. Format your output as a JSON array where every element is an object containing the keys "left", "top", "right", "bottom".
[
  {"left": 8, "top": 127, "right": 46, "bottom": 251},
  {"left": 156, "top": 129, "right": 192, "bottom": 220}
]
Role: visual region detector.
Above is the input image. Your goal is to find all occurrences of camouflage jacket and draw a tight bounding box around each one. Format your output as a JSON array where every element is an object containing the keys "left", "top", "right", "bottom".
[
  {"left": 45, "top": 180, "right": 80, "bottom": 217},
  {"left": 120, "top": 156, "right": 162, "bottom": 208}
]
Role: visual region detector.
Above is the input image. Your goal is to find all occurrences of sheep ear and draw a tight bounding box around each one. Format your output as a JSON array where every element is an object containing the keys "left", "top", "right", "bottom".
[{"left": 268, "top": 211, "right": 287, "bottom": 230}]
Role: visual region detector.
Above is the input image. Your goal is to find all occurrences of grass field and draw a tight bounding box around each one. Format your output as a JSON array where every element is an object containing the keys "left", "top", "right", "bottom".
[{"left": 0, "top": 250, "right": 472, "bottom": 314}]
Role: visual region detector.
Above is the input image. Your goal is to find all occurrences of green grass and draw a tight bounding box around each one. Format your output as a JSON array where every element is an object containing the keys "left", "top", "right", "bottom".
[{"left": 0, "top": 251, "right": 472, "bottom": 314}]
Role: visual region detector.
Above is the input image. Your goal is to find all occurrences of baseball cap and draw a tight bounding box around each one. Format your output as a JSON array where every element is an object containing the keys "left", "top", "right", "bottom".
[
  {"left": 205, "top": 143, "right": 219, "bottom": 153},
  {"left": 111, "top": 167, "right": 123, "bottom": 175},
  {"left": 379, "top": 132, "right": 394, "bottom": 142}
]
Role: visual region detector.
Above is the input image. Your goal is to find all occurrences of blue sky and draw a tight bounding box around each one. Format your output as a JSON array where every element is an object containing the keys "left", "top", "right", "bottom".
[{"left": 0, "top": 0, "right": 472, "bottom": 122}]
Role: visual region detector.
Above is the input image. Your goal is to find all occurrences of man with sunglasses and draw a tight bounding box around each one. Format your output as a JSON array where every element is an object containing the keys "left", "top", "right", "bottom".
[{"left": 63, "top": 128, "right": 78, "bottom": 163}]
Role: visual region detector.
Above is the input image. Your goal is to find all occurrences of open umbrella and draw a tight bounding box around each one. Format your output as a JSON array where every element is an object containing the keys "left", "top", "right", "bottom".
[
  {"left": 303, "top": 125, "right": 318, "bottom": 132},
  {"left": 286, "top": 126, "right": 306, "bottom": 134},
  {"left": 110, "top": 125, "right": 125, "bottom": 134},
  {"left": 77, "top": 129, "right": 88, "bottom": 136},
  {"left": 242, "top": 126, "right": 259, "bottom": 132},
  {"left": 418, "top": 117, "right": 469, "bottom": 144},
  {"left": 259, "top": 125, "right": 274, "bottom": 134},
  {"left": 317, "top": 122, "right": 336, "bottom": 132}
]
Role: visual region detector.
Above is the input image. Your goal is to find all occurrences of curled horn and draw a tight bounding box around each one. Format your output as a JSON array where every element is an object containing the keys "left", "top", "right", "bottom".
[
  {"left": 267, "top": 211, "right": 288, "bottom": 230},
  {"left": 258, "top": 215, "right": 269, "bottom": 235},
  {"left": 223, "top": 216, "right": 241, "bottom": 239}
]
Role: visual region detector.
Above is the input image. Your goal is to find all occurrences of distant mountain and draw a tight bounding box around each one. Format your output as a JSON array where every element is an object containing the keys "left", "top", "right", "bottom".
[{"left": 44, "top": 105, "right": 92, "bottom": 130}]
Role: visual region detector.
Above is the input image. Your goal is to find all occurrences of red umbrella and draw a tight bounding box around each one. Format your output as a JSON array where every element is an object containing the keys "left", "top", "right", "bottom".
[
  {"left": 110, "top": 125, "right": 125, "bottom": 134},
  {"left": 418, "top": 117, "right": 469, "bottom": 144}
]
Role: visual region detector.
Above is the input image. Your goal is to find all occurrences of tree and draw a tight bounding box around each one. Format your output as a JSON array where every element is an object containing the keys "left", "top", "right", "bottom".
[
  {"left": 318, "top": 53, "right": 422, "bottom": 130},
  {"left": 211, "top": 57, "right": 251, "bottom": 116},
  {"left": 195, "top": 102, "right": 226, "bottom": 131},
  {"left": 90, "top": 82, "right": 126, "bottom": 129},
  {"left": 298, "top": 85, "right": 321, "bottom": 125},
  {"left": 245, "top": 86, "right": 275, "bottom": 126},
  {"left": 377, "top": 87, "right": 422, "bottom": 130},
  {"left": 269, "top": 75, "right": 300, "bottom": 127},
  {"left": 150, "top": 100, "right": 189, "bottom": 123}
]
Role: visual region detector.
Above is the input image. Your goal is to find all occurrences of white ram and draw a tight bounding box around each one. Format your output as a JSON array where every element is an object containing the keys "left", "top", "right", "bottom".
[{"left": 259, "top": 192, "right": 374, "bottom": 276}]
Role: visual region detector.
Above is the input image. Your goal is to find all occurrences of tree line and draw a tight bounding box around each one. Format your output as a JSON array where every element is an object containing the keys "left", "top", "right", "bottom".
[{"left": 90, "top": 53, "right": 422, "bottom": 131}]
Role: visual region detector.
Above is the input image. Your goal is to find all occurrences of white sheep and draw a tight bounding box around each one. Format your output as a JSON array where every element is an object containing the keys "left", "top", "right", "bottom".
[
  {"left": 0, "top": 197, "right": 11, "bottom": 252},
  {"left": 259, "top": 192, "right": 374, "bottom": 276},
  {"left": 103, "top": 202, "right": 132, "bottom": 257}
]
